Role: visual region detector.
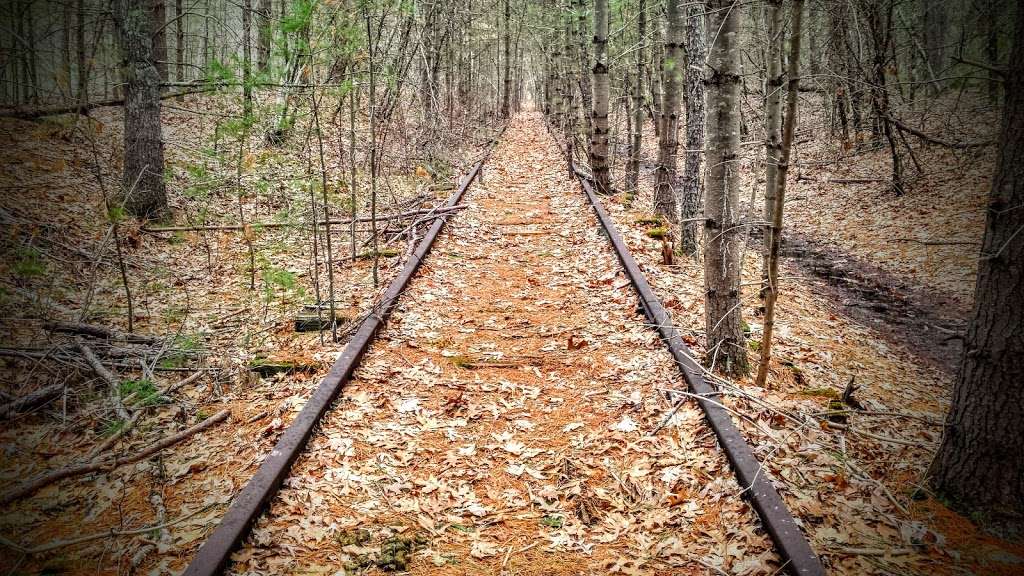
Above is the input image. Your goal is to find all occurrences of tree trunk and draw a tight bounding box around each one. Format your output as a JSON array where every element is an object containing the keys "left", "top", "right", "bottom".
[
  {"left": 679, "top": 2, "right": 705, "bottom": 256},
  {"left": 625, "top": 0, "right": 645, "bottom": 197},
  {"left": 242, "top": 0, "right": 253, "bottom": 117},
  {"left": 175, "top": 0, "right": 185, "bottom": 83},
  {"left": 590, "top": 0, "right": 611, "bottom": 194},
  {"left": 828, "top": 2, "right": 850, "bottom": 142},
  {"left": 921, "top": 0, "right": 946, "bottom": 93},
  {"left": 703, "top": 0, "right": 748, "bottom": 377},
  {"left": 755, "top": 0, "right": 804, "bottom": 388},
  {"left": 576, "top": 0, "right": 592, "bottom": 159},
  {"left": 864, "top": 1, "right": 903, "bottom": 195},
  {"left": 257, "top": 0, "right": 272, "bottom": 72},
  {"left": 501, "top": 0, "right": 511, "bottom": 117},
  {"left": 760, "top": 0, "right": 784, "bottom": 295},
  {"left": 62, "top": 0, "right": 72, "bottom": 94},
  {"left": 806, "top": 1, "right": 819, "bottom": 80},
  {"left": 150, "top": 0, "right": 168, "bottom": 82},
  {"left": 26, "top": 1, "right": 39, "bottom": 103},
  {"left": 984, "top": 0, "right": 1000, "bottom": 103},
  {"left": 653, "top": 0, "right": 682, "bottom": 222},
  {"left": 929, "top": 4, "right": 1024, "bottom": 536},
  {"left": 113, "top": 0, "right": 168, "bottom": 219}
]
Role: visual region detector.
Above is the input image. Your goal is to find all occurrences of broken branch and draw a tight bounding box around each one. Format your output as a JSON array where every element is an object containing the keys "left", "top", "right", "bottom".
[{"left": 0, "top": 409, "right": 229, "bottom": 505}]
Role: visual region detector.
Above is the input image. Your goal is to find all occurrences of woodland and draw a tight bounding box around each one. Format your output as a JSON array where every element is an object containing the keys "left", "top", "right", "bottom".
[{"left": 0, "top": 0, "right": 1022, "bottom": 575}]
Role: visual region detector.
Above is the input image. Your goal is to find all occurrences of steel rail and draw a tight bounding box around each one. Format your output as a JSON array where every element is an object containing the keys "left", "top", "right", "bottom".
[
  {"left": 570, "top": 164, "right": 825, "bottom": 575},
  {"left": 183, "top": 134, "right": 502, "bottom": 576}
]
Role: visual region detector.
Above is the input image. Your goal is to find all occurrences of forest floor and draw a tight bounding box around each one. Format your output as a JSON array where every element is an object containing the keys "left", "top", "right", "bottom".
[{"left": 2, "top": 105, "right": 1022, "bottom": 576}]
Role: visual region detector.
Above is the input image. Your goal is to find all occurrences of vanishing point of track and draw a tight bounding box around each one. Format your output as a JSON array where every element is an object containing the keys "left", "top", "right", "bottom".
[{"left": 184, "top": 121, "right": 824, "bottom": 576}]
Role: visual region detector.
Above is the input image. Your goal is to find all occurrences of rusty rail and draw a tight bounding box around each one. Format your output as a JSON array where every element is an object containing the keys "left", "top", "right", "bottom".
[
  {"left": 183, "top": 136, "right": 501, "bottom": 576},
  {"left": 569, "top": 162, "right": 825, "bottom": 575}
]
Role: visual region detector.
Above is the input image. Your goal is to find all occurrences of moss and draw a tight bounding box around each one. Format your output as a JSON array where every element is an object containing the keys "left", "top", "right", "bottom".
[
  {"left": 356, "top": 248, "right": 400, "bottom": 260},
  {"left": 540, "top": 515, "right": 564, "bottom": 528},
  {"left": 797, "top": 387, "right": 839, "bottom": 399},
  {"left": 645, "top": 226, "right": 669, "bottom": 239},
  {"left": 249, "top": 357, "right": 319, "bottom": 376},
  {"left": 634, "top": 216, "right": 663, "bottom": 226}
]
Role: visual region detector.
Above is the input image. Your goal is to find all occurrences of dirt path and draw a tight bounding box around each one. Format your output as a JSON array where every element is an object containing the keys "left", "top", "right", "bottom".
[{"left": 228, "top": 114, "right": 775, "bottom": 574}]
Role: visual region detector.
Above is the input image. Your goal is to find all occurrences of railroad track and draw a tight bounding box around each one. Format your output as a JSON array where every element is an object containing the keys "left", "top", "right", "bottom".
[{"left": 184, "top": 121, "right": 823, "bottom": 576}]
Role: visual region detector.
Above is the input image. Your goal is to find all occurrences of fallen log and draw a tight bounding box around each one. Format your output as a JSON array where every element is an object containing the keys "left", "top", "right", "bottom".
[
  {"left": 0, "top": 383, "right": 65, "bottom": 419},
  {"left": 45, "top": 322, "right": 160, "bottom": 344},
  {"left": 0, "top": 409, "right": 230, "bottom": 505},
  {"left": 77, "top": 338, "right": 131, "bottom": 421}
]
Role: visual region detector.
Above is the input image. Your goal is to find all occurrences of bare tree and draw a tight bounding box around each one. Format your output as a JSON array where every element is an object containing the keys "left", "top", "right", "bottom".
[
  {"left": 590, "top": 0, "right": 611, "bottom": 194},
  {"left": 625, "top": 0, "right": 645, "bottom": 196},
  {"left": 760, "top": 0, "right": 784, "bottom": 293},
  {"left": 502, "top": 0, "right": 511, "bottom": 117},
  {"left": 756, "top": 0, "right": 804, "bottom": 388}
]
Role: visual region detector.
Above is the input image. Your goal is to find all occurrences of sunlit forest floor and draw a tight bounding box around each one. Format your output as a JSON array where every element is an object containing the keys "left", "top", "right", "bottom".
[{"left": 2, "top": 94, "right": 1022, "bottom": 575}]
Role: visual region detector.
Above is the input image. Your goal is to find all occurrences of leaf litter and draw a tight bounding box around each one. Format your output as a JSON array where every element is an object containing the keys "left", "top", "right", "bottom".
[{"left": 228, "top": 113, "right": 772, "bottom": 575}]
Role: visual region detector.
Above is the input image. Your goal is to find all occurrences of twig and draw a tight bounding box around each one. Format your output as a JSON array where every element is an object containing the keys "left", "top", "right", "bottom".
[
  {"left": 0, "top": 504, "right": 213, "bottom": 555},
  {"left": 0, "top": 409, "right": 229, "bottom": 505},
  {"left": 88, "top": 410, "right": 142, "bottom": 459},
  {"left": 45, "top": 322, "right": 160, "bottom": 344},
  {"left": 822, "top": 421, "right": 929, "bottom": 448}
]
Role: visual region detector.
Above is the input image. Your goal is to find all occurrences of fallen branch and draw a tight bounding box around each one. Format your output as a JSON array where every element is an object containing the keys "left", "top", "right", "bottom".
[
  {"left": 0, "top": 503, "right": 213, "bottom": 556},
  {"left": 829, "top": 177, "right": 885, "bottom": 184},
  {"left": 0, "top": 409, "right": 229, "bottom": 505},
  {"left": 884, "top": 115, "right": 993, "bottom": 149},
  {"left": 77, "top": 338, "right": 131, "bottom": 421},
  {"left": 891, "top": 237, "right": 979, "bottom": 246},
  {"left": 141, "top": 205, "right": 466, "bottom": 233},
  {"left": 0, "top": 383, "right": 65, "bottom": 419},
  {"left": 0, "top": 87, "right": 213, "bottom": 119},
  {"left": 88, "top": 410, "right": 142, "bottom": 459},
  {"left": 823, "top": 420, "right": 928, "bottom": 448},
  {"left": 45, "top": 321, "right": 160, "bottom": 344}
]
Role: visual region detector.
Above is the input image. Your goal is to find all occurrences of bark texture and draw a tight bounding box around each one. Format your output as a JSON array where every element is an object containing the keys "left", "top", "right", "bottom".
[
  {"left": 590, "top": 0, "right": 611, "bottom": 194},
  {"left": 502, "top": 0, "right": 511, "bottom": 117},
  {"left": 150, "top": 0, "right": 168, "bottom": 82},
  {"left": 761, "top": 0, "right": 784, "bottom": 291},
  {"left": 654, "top": 0, "right": 682, "bottom": 222},
  {"left": 114, "top": 0, "right": 168, "bottom": 219},
  {"left": 679, "top": 2, "right": 705, "bottom": 255},
  {"left": 703, "top": 0, "right": 747, "bottom": 376},
  {"left": 755, "top": 0, "right": 803, "bottom": 388},
  {"left": 625, "top": 0, "right": 645, "bottom": 196},
  {"left": 930, "top": 6, "right": 1024, "bottom": 536}
]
